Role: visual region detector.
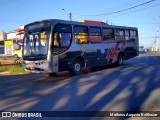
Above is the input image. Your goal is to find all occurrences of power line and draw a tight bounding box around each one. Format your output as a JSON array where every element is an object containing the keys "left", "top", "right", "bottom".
[
  {"left": 107, "top": 2, "right": 160, "bottom": 18},
  {"left": 92, "top": 0, "right": 142, "bottom": 16},
  {"left": 0, "top": 18, "right": 159, "bottom": 25},
  {"left": 107, "top": 0, "right": 156, "bottom": 15},
  {"left": 74, "top": 0, "right": 156, "bottom": 17},
  {"left": 0, "top": 1, "right": 159, "bottom": 25},
  {"left": 87, "top": 2, "right": 160, "bottom": 20}
]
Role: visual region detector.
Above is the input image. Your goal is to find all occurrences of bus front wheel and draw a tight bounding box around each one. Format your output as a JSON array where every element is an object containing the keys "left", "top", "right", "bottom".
[{"left": 69, "top": 59, "right": 82, "bottom": 76}]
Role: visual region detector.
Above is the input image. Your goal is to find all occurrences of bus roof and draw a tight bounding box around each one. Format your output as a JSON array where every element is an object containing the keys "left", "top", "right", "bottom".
[{"left": 25, "top": 19, "right": 138, "bottom": 30}]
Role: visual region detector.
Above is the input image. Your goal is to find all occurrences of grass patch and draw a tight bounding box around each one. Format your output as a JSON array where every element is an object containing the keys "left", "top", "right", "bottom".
[{"left": 0, "top": 64, "right": 28, "bottom": 74}]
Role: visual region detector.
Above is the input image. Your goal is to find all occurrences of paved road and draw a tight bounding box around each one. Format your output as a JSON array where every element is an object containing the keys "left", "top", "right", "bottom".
[{"left": 0, "top": 52, "right": 160, "bottom": 119}]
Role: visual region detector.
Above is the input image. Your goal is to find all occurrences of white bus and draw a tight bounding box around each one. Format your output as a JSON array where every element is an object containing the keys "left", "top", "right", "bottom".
[{"left": 22, "top": 19, "right": 139, "bottom": 75}]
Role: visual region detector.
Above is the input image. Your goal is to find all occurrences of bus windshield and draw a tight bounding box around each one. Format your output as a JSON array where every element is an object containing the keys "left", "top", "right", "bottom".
[{"left": 23, "top": 29, "right": 50, "bottom": 57}]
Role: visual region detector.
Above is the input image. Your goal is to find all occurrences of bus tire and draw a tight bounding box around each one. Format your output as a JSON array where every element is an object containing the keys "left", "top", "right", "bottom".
[
  {"left": 117, "top": 53, "right": 124, "bottom": 66},
  {"left": 69, "top": 59, "right": 82, "bottom": 76}
]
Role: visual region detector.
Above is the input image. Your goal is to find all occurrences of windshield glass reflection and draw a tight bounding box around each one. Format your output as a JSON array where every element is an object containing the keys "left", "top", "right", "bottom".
[{"left": 23, "top": 29, "right": 50, "bottom": 57}]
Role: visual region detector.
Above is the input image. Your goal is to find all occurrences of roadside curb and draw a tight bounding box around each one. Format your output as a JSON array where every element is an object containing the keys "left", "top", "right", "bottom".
[
  {"left": 0, "top": 60, "right": 14, "bottom": 65},
  {"left": 0, "top": 71, "right": 11, "bottom": 75},
  {"left": 0, "top": 71, "right": 29, "bottom": 76}
]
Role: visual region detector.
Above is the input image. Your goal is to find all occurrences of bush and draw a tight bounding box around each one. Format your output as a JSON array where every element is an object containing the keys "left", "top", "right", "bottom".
[{"left": 0, "top": 64, "right": 28, "bottom": 74}]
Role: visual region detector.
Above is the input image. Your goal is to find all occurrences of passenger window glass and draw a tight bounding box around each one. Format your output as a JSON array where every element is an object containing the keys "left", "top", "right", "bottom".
[
  {"left": 74, "top": 26, "right": 88, "bottom": 44},
  {"left": 53, "top": 24, "right": 71, "bottom": 47},
  {"left": 103, "top": 28, "right": 114, "bottom": 42},
  {"left": 130, "top": 30, "right": 137, "bottom": 41},
  {"left": 89, "top": 27, "right": 101, "bottom": 43},
  {"left": 115, "top": 29, "right": 124, "bottom": 42},
  {"left": 125, "top": 30, "right": 130, "bottom": 41}
]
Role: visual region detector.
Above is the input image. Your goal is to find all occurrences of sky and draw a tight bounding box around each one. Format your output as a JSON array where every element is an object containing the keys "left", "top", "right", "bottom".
[{"left": 0, "top": 0, "right": 160, "bottom": 48}]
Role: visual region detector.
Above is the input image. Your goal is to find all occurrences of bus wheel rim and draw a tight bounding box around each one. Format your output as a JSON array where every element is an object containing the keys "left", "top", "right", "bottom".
[
  {"left": 119, "top": 56, "right": 123, "bottom": 65},
  {"left": 74, "top": 63, "right": 81, "bottom": 72}
]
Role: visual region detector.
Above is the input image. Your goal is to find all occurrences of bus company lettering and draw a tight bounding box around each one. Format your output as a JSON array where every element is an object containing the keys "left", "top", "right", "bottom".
[{"left": 80, "top": 46, "right": 97, "bottom": 55}]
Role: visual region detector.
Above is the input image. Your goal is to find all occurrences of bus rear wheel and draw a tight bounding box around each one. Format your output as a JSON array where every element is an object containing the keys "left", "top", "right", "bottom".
[
  {"left": 113, "top": 53, "right": 124, "bottom": 67},
  {"left": 69, "top": 59, "right": 82, "bottom": 76},
  {"left": 117, "top": 53, "right": 124, "bottom": 66}
]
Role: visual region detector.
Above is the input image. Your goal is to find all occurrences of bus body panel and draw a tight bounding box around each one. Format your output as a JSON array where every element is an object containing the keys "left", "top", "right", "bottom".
[
  {"left": 22, "top": 60, "right": 48, "bottom": 73},
  {"left": 22, "top": 19, "right": 139, "bottom": 74},
  {"left": 52, "top": 55, "right": 59, "bottom": 72}
]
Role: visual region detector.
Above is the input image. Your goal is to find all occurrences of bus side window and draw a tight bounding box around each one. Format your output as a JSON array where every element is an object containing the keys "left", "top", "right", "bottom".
[
  {"left": 102, "top": 28, "right": 115, "bottom": 43},
  {"left": 125, "top": 30, "right": 130, "bottom": 41},
  {"left": 89, "top": 27, "right": 101, "bottom": 43},
  {"left": 53, "top": 32, "right": 61, "bottom": 47},
  {"left": 53, "top": 24, "right": 72, "bottom": 47},
  {"left": 74, "top": 26, "right": 89, "bottom": 44},
  {"left": 115, "top": 29, "right": 125, "bottom": 42},
  {"left": 130, "top": 30, "right": 137, "bottom": 41}
]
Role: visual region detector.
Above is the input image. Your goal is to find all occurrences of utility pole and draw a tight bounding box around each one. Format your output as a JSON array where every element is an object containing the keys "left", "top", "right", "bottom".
[
  {"left": 151, "top": 39, "right": 154, "bottom": 51},
  {"left": 155, "top": 28, "right": 159, "bottom": 51},
  {"left": 62, "top": 9, "right": 72, "bottom": 21},
  {"left": 152, "top": 16, "right": 160, "bottom": 51},
  {"left": 69, "top": 12, "right": 72, "bottom": 21}
]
